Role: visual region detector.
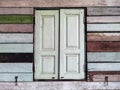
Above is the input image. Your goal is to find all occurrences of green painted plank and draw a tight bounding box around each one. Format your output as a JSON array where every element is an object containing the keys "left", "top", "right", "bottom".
[{"left": 0, "top": 15, "right": 33, "bottom": 24}]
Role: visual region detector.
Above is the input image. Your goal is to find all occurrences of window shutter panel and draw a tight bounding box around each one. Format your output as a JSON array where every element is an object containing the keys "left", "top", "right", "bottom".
[
  {"left": 35, "top": 10, "right": 59, "bottom": 79},
  {"left": 60, "top": 9, "right": 85, "bottom": 79}
]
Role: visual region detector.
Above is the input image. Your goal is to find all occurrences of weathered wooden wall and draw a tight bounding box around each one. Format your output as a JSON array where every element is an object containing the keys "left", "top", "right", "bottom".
[
  {"left": 87, "top": 7, "right": 120, "bottom": 81},
  {"left": 0, "top": 8, "right": 33, "bottom": 81},
  {"left": 0, "top": 0, "right": 119, "bottom": 82}
]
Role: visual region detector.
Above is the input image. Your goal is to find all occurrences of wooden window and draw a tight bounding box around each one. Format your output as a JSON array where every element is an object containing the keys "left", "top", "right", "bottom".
[{"left": 34, "top": 9, "right": 86, "bottom": 80}]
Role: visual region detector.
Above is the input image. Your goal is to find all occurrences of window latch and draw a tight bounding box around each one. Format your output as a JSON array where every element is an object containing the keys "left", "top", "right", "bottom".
[
  {"left": 15, "top": 76, "right": 18, "bottom": 86},
  {"left": 104, "top": 76, "right": 108, "bottom": 86}
]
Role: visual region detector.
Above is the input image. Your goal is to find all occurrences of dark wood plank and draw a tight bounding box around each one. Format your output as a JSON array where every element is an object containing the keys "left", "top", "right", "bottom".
[
  {"left": 0, "top": 8, "right": 33, "bottom": 14},
  {"left": 87, "top": 16, "right": 120, "bottom": 23},
  {"left": 87, "top": 41, "right": 120, "bottom": 52},
  {"left": 0, "top": 24, "right": 33, "bottom": 32},
  {"left": 0, "top": 15, "right": 33, "bottom": 24},
  {"left": 0, "top": 53, "right": 33, "bottom": 62},
  {"left": 88, "top": 71, "right": 120, "bottom": 82},
  {"left": 87, "top": 33, "right": 120, "bottom": 41},
  {"left": 0, "top": 0, "right": 120, "bottom": 7},
  {"left": 88, "top": 7, "right": 120, "bottom": 16}
]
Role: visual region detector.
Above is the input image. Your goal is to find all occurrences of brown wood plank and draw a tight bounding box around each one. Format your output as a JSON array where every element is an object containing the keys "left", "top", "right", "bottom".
[
  {"left": 0, "top": 24, "right": 33, "bottom": 32},
  {"left": 88, "top": 72, "right": 120, "bottom": 82},
  {"left": 0, "top": 53, "right": 33, "bottom": 62},
  {"left": 87, "top": 33, "right": 120, "bottom": 41},
  {"left": 87, "top": 7, "right": 120, "bottom": 16},
  {"left": 0, "top": 8, "right": 33, "bottom": 14},
  {"left": 0, "top": 0, "right": 120, "bottom": 7},
  {"left": 87, "top": 41, "right": 120, "bottom": 52},
  {"left": 87, "top": 16, "right": 120, "bottom": 23}
]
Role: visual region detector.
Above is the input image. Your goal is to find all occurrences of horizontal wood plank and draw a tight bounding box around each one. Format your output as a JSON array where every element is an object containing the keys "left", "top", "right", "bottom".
[
  {"left": 0, "top": 34, "right": 33, "bottom": 44},
  {"left": 87, "top": 16, "right": 120, "bottom": 23},
  {"left": 0, "top": 24, "right": 33, "bottom": 32},
  {"left": 87, "top": 24, "right": 120, "bottom": 31},
  {"left": 0, "top": 53, "right": 33, "bottom": 62},
  {"left": 87, "top": 33, "right": 120, "bottom": 41},
  {"left": 0, "top": 8, "right": 33, "bottom": 14},
  {"left": 0, "top": 73, "right": 33, "bottom": 81},
  {"left": 87, "top": 7, "right": 120, "bottom": 16},
  {"left": 0, "top": 63, "right": 32, "bottom": 72},
  {"left": 88, "top": 63, "right": 120, "bottom": 71},
  {"left": 88, "top": 52, "right": 120, "bottom": 62},
  {"left": 0, "top": 0, "right": 120, "bottom": 7},
  {"left": 0, "top": 15, "right": 33, "bottom": 24},
  {"left": 88, "top": 72, "right": 120, "bottom": 82},
  {"left": 0, "top": 44, "right": 33, "bottom": 53},
  {"left": 87, "top": 41, "right": 120, "bottom": 52}
]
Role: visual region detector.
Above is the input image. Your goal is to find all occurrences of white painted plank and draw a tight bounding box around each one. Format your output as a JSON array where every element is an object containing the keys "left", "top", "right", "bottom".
[
  {"left": 0, "top": 44, "right": 33, "bottom": 53},
  {"left": 87, "top": 24, "right": 120, "bottom": 31},
  {"left": 0, "top": 63, "right": 32, "bottom": 72},
  {"left": 88, "top": 52, "right": 120, "bottom": 62},
  {"left": 0, "top": 34, "right": 33, "bottom": 43},
  {"left": 88, "top": 63, "right": 120, "bottom": 71},
  {"left": 0, "top": 73, "right": 33, "bottom": 81}
]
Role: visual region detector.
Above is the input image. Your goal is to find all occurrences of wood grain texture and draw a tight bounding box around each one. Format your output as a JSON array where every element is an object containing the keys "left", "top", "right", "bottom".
[
  {"left": 87, "top": 16, "right": 120, "bottom": 23},
  {"left": 0, "top": 0, "right": 120, "bottom": 7},
  {"left": 0, "top": 8, "right": 33, "bottom": 14},
  {"left": 0, "top": 24, "right": 33, "bottom": 32},
  {"left": 88, "top": 52, "right": 120, "bottom": 62},
  {"left": 87, "top": 41, "right": 120, "bottom": 52},
  {"left": 0, "top": 44, "right": 33, "bottom": 53},
  {"left": 0, "top": 34, "right": 33, "bottom": 44},
  {"left": 0, "top": 15, "right": 33, "bottom": 24},
  {"left": 88, "top": 72, "right": 120, "bottom": 82},
  {"left": 0, "top": 82, "right": 119, "bottom": 90},
  {"left": 0, "top": 73, "right": 33, "bottom": 81},
  {"left": 87, "top": 33, "right": 120, "bottom": 41},
  {"left": 88, "top": 63, "right": 120, "bottom": 71},
  {"left": 87, "top": 7, "right": 120, "bottom": 16},
  {"left": 0, "top": 53, "right": 33, "bottom": 62},
  {"left": 0, "top": 63, "right": 32, "bottom": 72},
  {"left": 87, "top": 24, "right": 120, "bottom": 31}
]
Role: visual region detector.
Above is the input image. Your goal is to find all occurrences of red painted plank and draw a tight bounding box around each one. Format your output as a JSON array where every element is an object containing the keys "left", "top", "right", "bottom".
[
  {"left": 0, "top": 8, "right": 33, "bottom": 14},
  {"left": 0, "top": 24, "right": 33, "bottom": 32},
  {"left": 87, "top": 33, "right": 120, "bottom": 41},
  {"left": 87, "top": 16, "right": 120, "bottom": 23},
  {"left": 87, "top": 41, "right": 120, "bottom": 52},
  {"left": 88, "top": 72, "right": 120, "bottom": 82}
]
